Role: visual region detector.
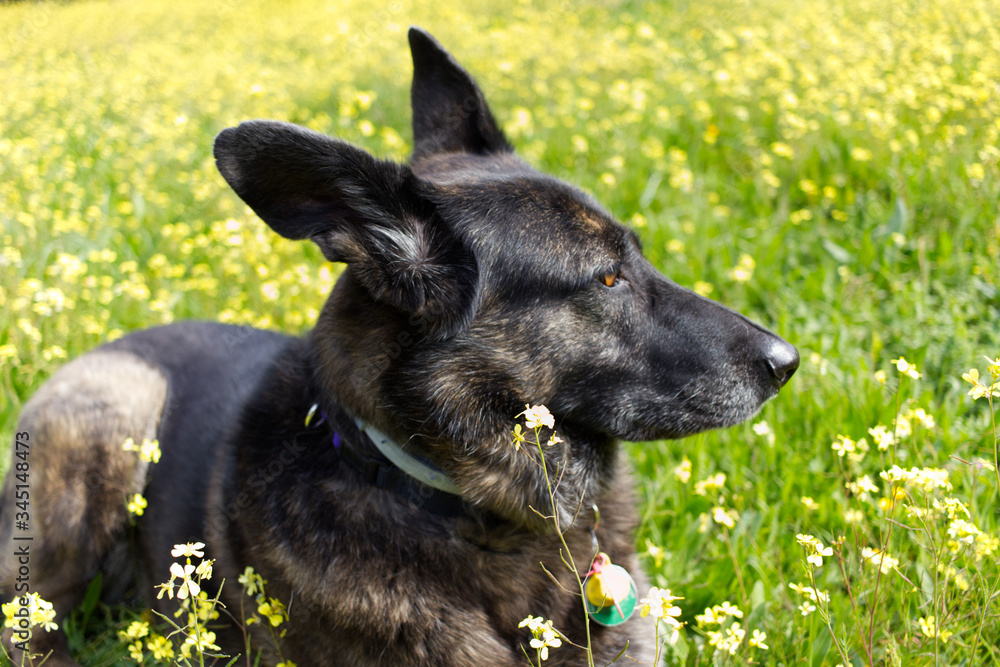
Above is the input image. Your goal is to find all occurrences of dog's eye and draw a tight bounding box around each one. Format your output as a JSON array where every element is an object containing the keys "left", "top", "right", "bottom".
[{"left": 599, "top": 266, "right": 620, "bottom": 288}]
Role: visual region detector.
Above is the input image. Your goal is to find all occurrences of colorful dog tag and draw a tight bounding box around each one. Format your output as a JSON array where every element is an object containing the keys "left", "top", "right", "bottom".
[{"left": 582, "top": 553, "right": 637, "bottom": 626}]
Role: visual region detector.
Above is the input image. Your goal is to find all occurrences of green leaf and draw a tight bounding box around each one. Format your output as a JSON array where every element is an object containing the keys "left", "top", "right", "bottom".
[
  {"left": 639, "top": 171, "right": 663, "bottom": 209},
  {"left": 671, "top": 630, "right": 690, "bottom": 663},
  {"left": 888, "top": 196, "right": 909, "bottom": 237},
  {"left": 80, "top": 573, "right": 103, "bottom": 630},
  {"left": 809, "top": 627, "right": 832, "bottom": 667},
  {"left": 822, "top": 238, "right": 853, "bottom": 263},
  {"left": 916, "top": 561, "right": 935, "bottom": 606},
  {"left": 746, "top": 600, "right": 768, "bottom": 634},
  {"left": 750, "top": 579, "right": 766, "bottom": 610}
]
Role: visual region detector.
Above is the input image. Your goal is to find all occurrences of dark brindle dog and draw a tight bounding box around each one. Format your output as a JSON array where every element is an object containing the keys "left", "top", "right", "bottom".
[{"left": 0, "top": 28, "right": 797, "bottom": 666}]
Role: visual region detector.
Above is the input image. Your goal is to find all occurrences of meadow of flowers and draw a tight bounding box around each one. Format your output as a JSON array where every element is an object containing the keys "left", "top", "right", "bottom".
[{"left": 1, "top": 0, "right": 998, "bottom": 664}]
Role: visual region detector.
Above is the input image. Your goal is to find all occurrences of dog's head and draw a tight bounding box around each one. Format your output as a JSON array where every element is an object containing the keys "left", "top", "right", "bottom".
[{"left": 214, "top": 28, "right": 797, "bottom": 525}]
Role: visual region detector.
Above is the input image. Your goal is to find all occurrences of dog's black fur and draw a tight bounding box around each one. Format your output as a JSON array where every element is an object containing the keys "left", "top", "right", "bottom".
[{"left": 0, "top": 28, "right": 797, "bottom": 666}]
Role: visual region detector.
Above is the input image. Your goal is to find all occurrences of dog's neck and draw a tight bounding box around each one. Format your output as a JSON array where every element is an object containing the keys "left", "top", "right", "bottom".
[
  {"left": 306, "top": 397, "right": 467, "bottom": 517},
  {"left": 356, "top": 419, "right": 460, "bottom": 495},
  {"left": 308, "top": 297, "right": 619, "bottom": 532}
]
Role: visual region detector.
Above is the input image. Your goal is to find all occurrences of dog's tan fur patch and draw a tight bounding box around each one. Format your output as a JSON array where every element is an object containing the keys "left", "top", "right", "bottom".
[{"left": 0, "top": 350, "right": 167, "bottom": 664}]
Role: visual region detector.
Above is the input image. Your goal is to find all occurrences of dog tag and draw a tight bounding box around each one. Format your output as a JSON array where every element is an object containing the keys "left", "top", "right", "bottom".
[{"left": 582, "top": 553, "right": 637, "bottom": 627}]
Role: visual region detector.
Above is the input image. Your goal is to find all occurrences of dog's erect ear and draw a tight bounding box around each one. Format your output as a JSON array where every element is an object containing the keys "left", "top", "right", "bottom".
[
  {"left": 408, "top": 26, "right": 513, "bottom": 160},
  {"left": 214, "top": 120, "right": 477, "bottom": 336}
]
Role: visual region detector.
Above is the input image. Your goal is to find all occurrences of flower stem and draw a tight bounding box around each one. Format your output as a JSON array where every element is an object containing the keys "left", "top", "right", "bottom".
[{"left": 535, "top": 429, "right": 595, "bottom": 667}]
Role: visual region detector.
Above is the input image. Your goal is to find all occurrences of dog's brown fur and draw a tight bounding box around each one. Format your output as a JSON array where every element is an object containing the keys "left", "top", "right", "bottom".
[{"left": 0, "top": 28, "right": 796, "bottom": 666}]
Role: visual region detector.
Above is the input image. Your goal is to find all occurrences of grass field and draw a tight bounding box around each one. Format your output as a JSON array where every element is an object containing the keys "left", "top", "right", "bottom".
[{"left": 1, "top": 0, "right": 999, "bottom": 664}]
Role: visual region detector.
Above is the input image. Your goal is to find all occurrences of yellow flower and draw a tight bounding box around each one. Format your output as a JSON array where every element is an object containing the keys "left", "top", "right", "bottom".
[
  {"left": 718, "top": 622, "right": 746, "bottom": 655},
  {"left": 796, "top": 534, "right": 833, "bottom": 567},
  {"left": 2, "top": 593, "right": 58, "bottom": 634},
  {"left": 258, "top": 597, "right": 288, "bottom": 626},
  {"left": 770, "top": 142, "right": 795, "bottom": 159},
  {"left": 643, "top": 539, "right": 665, "bottom": 568},
  {"left": 127, "top": 493, "right": 148, "bottom": 516},
  {"left": 879, "top": 465, "right": 952, "bottom": 492},
  {"left": 917, "top": 616, "right": 951, "bottom": 642},
  {"left": 181, "top": 629, "right": 220, "bottom": 657},
  {"left": 638, "top": 586, "right": 683, "bottom": 619},
  {"left": 844, "top": 508, "right": 865, "bottom": 524},
  {"left": 673, "top": 458, "right": 691, "bottom": 484},
  {"left": 752, "top": 420, "right": 775, "bottom": 445},
  {"left": 904, "top": 407, "right": 936, "bottom": 430},
  {"left": 118, "top": 620, "right": 150, "bottom": 642},
  {"left": 638, "top": 587, "right": 684, "bottom": 644},
  {"left": 716, "top": 601, "right": 743, "bottom": 618},
  {"left": 195, "top": 558, "right": 214, "bottom": 581},
  {"left": 850, "top": 147, "right": 873, "bottom": 162},
  {"left": 891, "top": 357, "right": 921, "bottom": 379},
  {"left": 712, "top": 506, "right": 738, "bottom": 529},
  {"left": 788, "top": 582, "right": 829, "bottom": 605},
  {"left": 139, "top": 438, "right": 162, "bottom": 463},
  {"left": 239, "top": 566, "right": 266, "bottom": 596},
  {"left": 694, "top": 606, "right": 720, "bottom": 626},
  {"left": 155, "top": 582, "right": 174, "bottom": 600},
  {"left": 867, "top": 424, "right": 894, "bottom": 451},
  {"left": 693, "top": 281, "right": 714, "bottom": 297},
  {"left": 693, "top": 473, "right": 726, "bottom": 496},
  {"left": 985, "top": 356, "right": 1000, "bottom": 380},
  {"left": 847, "top": 474, "right": 878, "bottom": 499},
  {"left": 511, "top": 424, "right": 526, "bottom": 450},
  {"left": 861, "top": 547, "right": 899, "bottom": 574},
  {"left": 128, "top": 640, "right": 144, "bottom": 661},
  {"left": 749, "top": 628, "right": 769, "bottom": 649},
  {"left": 727, "top": 254, "right": 756, "bottom": 283},
  {"left": 147, "top": 634, "right": 175, "bottom": 660},
  {"left": 831, "top": 434, "right": 855, "bottom": 458},
  {"left": 963, "top": 364, "right": 1000, "bottom": 399}
]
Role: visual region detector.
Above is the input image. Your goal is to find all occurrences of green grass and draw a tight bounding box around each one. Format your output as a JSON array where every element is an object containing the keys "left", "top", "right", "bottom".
[{"left": 1, "top": 0, "right": 999, "bottom": 664}]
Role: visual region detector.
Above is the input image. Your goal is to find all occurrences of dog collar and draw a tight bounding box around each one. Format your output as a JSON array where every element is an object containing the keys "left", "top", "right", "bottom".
[
  {"left": 357, "top": 420, "right": 462, "bottom": 495},
  {"left": 306, "top": 403, "right": 465, "bottom": 516}
]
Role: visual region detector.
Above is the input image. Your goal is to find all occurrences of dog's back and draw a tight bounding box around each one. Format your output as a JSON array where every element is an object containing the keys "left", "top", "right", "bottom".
[{"left": 0, "top": 323, "right": 291, "bottom": 660}]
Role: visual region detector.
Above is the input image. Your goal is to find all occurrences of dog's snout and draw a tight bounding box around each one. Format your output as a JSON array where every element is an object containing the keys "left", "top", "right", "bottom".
[{"left": 763, "top": 338, "right": 799, "bottom": 388}]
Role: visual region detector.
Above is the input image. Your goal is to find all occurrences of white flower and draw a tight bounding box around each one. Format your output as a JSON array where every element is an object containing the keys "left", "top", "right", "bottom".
[
  {"left": 169, "top": 561, "right": 201, "bottom": 600},
  {"left": 171, "top": 542, "right": 206, "bottom": 558},
  {"left": 519, "top": 404, "right": 555, "bottom": 430},
  {"left": 861, "top": 547, "right": 899, "bottom": 574}
]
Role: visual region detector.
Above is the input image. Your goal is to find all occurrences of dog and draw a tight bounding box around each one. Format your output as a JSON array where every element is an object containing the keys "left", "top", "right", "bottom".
[{"left": 0, "top": 27, "right": 797, "bottom": 666}]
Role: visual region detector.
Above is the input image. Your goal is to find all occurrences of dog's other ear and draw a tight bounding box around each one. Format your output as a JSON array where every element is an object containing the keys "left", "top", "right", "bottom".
[
  {"left": 408, "top": 26, "right": 513, "bottom": 160},
  {"left": 214, "top": 120, "right": 476, "bottom": 337}
]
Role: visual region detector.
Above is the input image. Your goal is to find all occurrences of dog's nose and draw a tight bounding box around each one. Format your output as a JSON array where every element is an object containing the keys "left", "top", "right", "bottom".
[{"left": 764, "top": 339, "right": 799, "bottom": 388}]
